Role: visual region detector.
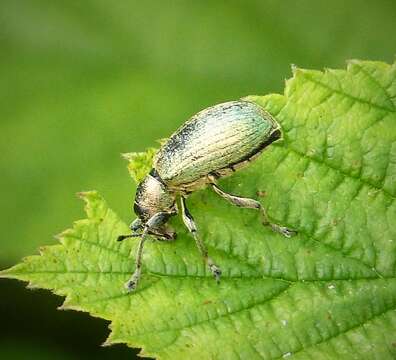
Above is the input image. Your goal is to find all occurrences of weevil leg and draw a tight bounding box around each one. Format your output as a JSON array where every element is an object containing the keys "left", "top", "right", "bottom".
[
  {"left": 124, "top": 211, "right": 173, "bottom": 292},
  {"left": 124, "top": 229, "right": 148, "bottom": 292},
  {"left": 210, "top": 182, "right": 296, "bottom": 238},
  {"left": 180, "top": 196, "right": 222, "bottom": 282},
  {"left": 149, "top": 226, "right": 177, "bottom": 242}
]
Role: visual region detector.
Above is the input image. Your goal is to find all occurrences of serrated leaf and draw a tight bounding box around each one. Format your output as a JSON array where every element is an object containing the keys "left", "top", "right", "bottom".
[
  {"left": 123, "top": 147, "right": 157, "bottom": 183},
  {"left": 2, "top": 60, "right": 396, "bottom": 359}
]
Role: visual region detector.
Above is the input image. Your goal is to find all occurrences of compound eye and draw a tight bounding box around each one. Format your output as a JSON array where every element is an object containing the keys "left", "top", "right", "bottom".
[{"left": 133, "top": 201, "right": 147, "bottom": 218}]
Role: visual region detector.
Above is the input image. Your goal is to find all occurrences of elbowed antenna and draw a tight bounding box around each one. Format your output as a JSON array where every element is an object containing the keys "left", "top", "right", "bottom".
[{"left": 117, "top": 233, "right": 142, "bottom": 241}]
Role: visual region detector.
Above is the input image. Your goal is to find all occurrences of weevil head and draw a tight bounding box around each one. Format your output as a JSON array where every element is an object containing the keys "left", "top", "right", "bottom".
[{"left": 132, "top": 169, "right": 176, "bottom": 229}]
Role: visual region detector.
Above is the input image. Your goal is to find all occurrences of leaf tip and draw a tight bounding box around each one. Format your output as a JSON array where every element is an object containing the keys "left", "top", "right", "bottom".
[
  {"left": 53, "top": 233, "right": 62, "bottom": 241},
  {"left": 76, "top": 190, "right": 99, "bottom": 200},
  {"left": 78, "top": 190, "right": 103, "bottom": 205},
  {"left": 101, "top": 339, "right": 113, "bottom": 347},
  {"left": 55, "top": 229, "right": 75, "bottom": 242},
  {"left": 0, "top": 262, "right": 28, "bottom": 279},
  {"left": 156, "top": 138, "right": 168, "bottom": 146},
  {"left": 58, "top": 300, "right": 71, "bottom": 311},
  {"left": 290, "top": 63, "right": 299, "bottom": 75},
  {"left": 26, "top": 281, "right": 41, "bottom": 290},
  {"left": 121, "top": 152, "right": 133, "bottom": 161},
  {"left": 102, "top": 331, "right": 121, "bottom": 347},
  {"left": 0, "top": 268, "right": 11, "bottom": 278}
]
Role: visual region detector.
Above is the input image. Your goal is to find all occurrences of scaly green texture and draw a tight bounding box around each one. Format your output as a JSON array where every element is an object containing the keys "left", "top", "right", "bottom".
[{"left": 1, "top": 60, "right": 396, "bottom": 359}]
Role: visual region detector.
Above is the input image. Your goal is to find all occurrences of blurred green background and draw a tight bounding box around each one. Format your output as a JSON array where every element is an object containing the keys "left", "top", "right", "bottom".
[{"left": 1, "top": 0, "right": 395, "bottom": 358}]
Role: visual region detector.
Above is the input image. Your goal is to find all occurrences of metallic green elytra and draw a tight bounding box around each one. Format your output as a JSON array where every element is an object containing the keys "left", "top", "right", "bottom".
[
  {"left": 154, "top": 101, "right": 280, "bottom": 189},
  {"left": 118, "top": 100, "right": 296, "bottom": 291}
]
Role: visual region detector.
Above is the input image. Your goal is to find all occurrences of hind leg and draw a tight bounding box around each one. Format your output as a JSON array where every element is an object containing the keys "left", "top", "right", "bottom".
[{"left": 210, "top": 182, "right": 296, "bottom": 238}]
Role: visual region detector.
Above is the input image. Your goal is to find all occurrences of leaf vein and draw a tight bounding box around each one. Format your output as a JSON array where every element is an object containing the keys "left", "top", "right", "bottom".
[
  {"left": 352, "top": 62, "right": 396, "bottom": 111},
  {"left": 300, "top": 72, "right": 396, "bottom": 113},
  {"left": 271, "top": 306, "right": 396, "bottom": 360},
  {"left": 131, "top": 283, "right": 293, "bottom": 339},
  {"left": 275, "top": 142, "right": 395, "bottom": 200}
]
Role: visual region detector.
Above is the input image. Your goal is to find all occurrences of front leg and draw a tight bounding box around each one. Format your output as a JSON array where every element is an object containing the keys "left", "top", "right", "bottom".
[
  {"left": 180, "top": 196, "right": 221, "bottom": 282},
  {"left": 124, "top": 211, "right": 173, "bottom": 292},
  {"left": 210, "top": 182, "right": 296, "bottom": 238}
]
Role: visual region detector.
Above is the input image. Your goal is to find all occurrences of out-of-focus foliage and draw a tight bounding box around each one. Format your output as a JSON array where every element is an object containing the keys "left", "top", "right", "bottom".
[{"left": 1, "top": 0, "right": 395, "bottom": 359}]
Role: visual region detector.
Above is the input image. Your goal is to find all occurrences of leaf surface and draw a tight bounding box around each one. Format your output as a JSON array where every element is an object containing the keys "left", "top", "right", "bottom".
[{"left": 2, "top": 60, "right": 396, "bottom": 359}]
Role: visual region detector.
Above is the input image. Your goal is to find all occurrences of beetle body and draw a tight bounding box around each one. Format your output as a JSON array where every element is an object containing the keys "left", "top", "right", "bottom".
[
  {"left": 154, "top": 100, "right": 281, "bottom": 192},
  {"left": 119, "top": 100, "right": 295, "bottom": 291}
]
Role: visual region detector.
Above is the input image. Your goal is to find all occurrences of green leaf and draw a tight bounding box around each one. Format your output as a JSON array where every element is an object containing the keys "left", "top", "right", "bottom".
[
  {"left": 2, "top": 60, "right": 396, "bottom": 359},
  {"left": 123, "top": 147, "right": 158, "bottom": 183}
]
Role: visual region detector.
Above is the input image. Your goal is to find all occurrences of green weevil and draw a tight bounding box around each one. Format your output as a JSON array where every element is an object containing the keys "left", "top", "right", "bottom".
[{"left": 118, "top": 100, "right": 296, "bottom": 291}]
